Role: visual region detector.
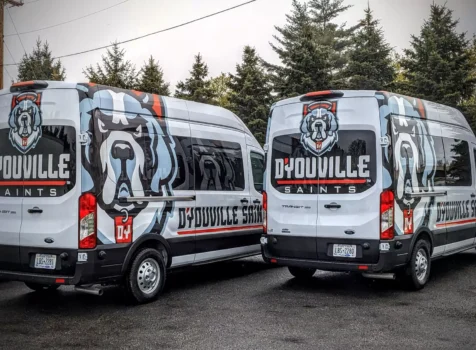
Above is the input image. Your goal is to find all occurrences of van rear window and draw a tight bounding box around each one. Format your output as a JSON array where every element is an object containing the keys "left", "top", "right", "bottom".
[
  {"left": 0, "top": 126, "right": 76, "bottom": 198},
  {"left": 271, "top": 130, "right": 376, "bottom": 194}
]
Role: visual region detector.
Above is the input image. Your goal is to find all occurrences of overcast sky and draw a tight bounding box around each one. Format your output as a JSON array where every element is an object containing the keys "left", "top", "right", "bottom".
[{"left": 3, "top": 0, "right": 476, "bottom": 90}]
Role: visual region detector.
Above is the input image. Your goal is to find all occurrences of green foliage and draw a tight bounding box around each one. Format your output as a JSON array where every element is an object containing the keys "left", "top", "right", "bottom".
[
  {"left": 175, "top": 53, "right": 215, "bottom": 104},
  {"left": 209, "top": 73, "right": 232, "bottom": 109},
  {"left": 137, "top": 56, "right": 170, "bottom": 96},
  {"left": 399, "top": 4, "right": 474, "bottom": 107},
  {"left": 83, "top": 42, "right": 138, "bottom": 89},
  {"left": 343, "top": 6, "right": 395, "bottom": 90},
  {"left": 229, "top": 46, "right": 272, "bottom": 145},
  {"left": 18, "top": 38, "right": 66, "bottom": 81}
]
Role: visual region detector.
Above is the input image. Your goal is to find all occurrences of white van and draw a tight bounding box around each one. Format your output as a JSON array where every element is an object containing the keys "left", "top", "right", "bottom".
[
  {"left": 0, "top": 81, "right": 264, "bottom": 303},
  {"left": 262, "top": 90, "right": 476, "bottom": 289}
]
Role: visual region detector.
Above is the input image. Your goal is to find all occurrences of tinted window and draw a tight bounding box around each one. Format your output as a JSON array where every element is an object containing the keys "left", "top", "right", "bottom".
[
  {"left": 433, "top": 137, "right": 446, "bottom": 186},
  {"left": 271, "top": 130, "right": 376, "bottom": 194},
  {"left": 172, "top": 136, "right": 194, "bottom": 190},
  {"left": 250, "top": 152, "right": 264, "bottom": 192},
  {"left": 0, "top": 125, "right": 76, "bottom": 198},
  {"left": 193, "top": 138, "right": 245, "bottom": 191},
  {"left": 443, "top": 138, "right": 472, "bottom": 186}
]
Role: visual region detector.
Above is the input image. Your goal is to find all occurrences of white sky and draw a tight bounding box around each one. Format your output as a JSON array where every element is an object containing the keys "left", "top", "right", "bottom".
[{"left": 3, "top": 0, "right": 476, "bottom": 90}]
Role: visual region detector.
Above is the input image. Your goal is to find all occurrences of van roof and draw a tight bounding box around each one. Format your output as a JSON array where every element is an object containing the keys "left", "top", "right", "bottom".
[
  {"left": 272, "top": 89, "right": 472, "bottom": 132},
  {"left": 1, "top": 80, "right": 257, "bottom": 139}
]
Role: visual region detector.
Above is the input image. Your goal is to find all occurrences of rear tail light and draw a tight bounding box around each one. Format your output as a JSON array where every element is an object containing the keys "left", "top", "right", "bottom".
[
  {"left": 380, "top": 190, "right": 394, "bottom": 240},
  {"left": 263, "top": 191, "right": 268, "bottom": 234},
  {"left": 79, "top": 193, "right": 97, "bottom": 249}
]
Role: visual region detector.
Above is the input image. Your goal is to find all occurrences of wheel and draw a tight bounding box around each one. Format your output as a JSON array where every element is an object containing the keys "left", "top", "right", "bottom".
[
  {"left": 24, "top": 282, "right": 60, "bottom": 292},
  {"left": 400, "top": 239, "right": 431, "bottom": 290},
  {"left": 288, "top": 266, "right": 316, "bottom": 279},
  {"left": 124, "top": 248, "right": 166, "bottom": 304}
]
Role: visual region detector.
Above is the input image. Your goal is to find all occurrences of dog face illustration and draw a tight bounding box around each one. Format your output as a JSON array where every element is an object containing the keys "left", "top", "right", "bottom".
[
  {"left": 300, "top": 102, "right": 338, "bottom": 156},
  {"left": 390, "top": 97, "right": 436, "bottom": 212},
  {"left": 9, "top": 93, "right": 42, "bottom": 154},
  {"left": 80, "top": 88, "right": 177, "bottom": 243}
]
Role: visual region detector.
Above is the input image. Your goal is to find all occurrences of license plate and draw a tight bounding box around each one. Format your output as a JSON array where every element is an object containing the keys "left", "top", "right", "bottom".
[
  {"left": 34, "top": 254, "right": 57, "bottom": 270},
  {"left": 333, "top": 244, "right": 357, "bottom": 258}
]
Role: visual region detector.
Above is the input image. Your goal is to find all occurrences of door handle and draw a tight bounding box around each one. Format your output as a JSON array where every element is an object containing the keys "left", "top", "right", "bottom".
[
  {"left": 472, "top": 193, "right": 476, "bottom": 198},
  {"left": 241, "top": 198, "right": 249, "bottom": 204},
  {"left": 253, "top": 199, "right": 261, "bottom": 204},
  {"left": 28, "top": 207, "right": 43, "bottom": 214},
  {"left": 324, "top": 203, "right": 341, "bottom": 209}
]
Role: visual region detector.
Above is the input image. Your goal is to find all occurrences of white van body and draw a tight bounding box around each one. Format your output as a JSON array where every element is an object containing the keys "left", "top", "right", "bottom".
[
  {"left": 262, "top": 90, "right": 476, "bottom": 288},
  {"left": 0, "top": 81, "right": 264, "bottom": 302}
]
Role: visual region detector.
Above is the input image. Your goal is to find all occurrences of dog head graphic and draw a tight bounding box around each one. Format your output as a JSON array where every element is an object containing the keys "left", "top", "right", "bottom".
[
  {"left": 8, "top": 92, "right": 42, "bottom": 154},
  {"left": 300, "top": 101, "right": 338, "bottom": 156}
]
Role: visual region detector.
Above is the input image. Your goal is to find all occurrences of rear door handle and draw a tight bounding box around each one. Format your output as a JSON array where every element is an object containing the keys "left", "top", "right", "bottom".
[
  {"left": 253, "top": 199, "right": 261, "bottom": 204},
  {"left": 241, "top": 198, "right": 249, "bottom": 204},
  {"left": 324, "top": 203, "right": 341, "bottom": 209},
  {"left": 28, "top": 207, "right": 43, "bottom": 214},
  {"left": 472, "top": 193, "right": 476, "bottom": 198}
]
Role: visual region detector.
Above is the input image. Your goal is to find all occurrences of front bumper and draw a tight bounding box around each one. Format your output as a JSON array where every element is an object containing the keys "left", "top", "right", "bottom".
[{"left": 261, "top": 234, "right": 411, "bottom": 273}]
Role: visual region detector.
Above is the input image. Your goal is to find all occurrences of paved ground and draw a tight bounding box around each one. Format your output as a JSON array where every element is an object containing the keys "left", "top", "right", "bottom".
[{"left": 1, "top": 252, "right": 476, "bottom": 350}]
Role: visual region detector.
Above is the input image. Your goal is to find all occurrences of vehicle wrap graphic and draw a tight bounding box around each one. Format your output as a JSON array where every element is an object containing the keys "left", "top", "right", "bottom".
[
  {"left": 376, "top": 92, "right": 436, "bottom": 235},
  {"left": 9, "top": 92, "right": 43, "bottom": 154},
  {"left": 300, "top": 101, "right": 338, "bottom": 156},
  {"left": 77, "top": 84, "right": 177, "bottom": 245}
]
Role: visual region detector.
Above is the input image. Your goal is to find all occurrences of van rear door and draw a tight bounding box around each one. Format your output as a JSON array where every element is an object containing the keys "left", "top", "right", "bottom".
[
  {"left": 0, "top": 94, "right": 22, "bottom": 271},
  {"left": 314, "top": 97, "right": 380, "bottom": 262},
  {"left": 15, "top": 89, "right": 80, "bottom": 274}
]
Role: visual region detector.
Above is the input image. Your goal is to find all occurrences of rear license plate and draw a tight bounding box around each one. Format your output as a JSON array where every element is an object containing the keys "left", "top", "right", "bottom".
[
  {"left": 34, "top": 254, "right": 57, "bottom": 270},
  {"left": 333, "top": 244, "right": 357, "bottom": 258}
]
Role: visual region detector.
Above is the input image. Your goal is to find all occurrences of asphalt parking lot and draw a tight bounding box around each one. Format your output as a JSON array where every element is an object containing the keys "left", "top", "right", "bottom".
[{"left": 1, "top": 252, "right": 476, "bottom": 350}]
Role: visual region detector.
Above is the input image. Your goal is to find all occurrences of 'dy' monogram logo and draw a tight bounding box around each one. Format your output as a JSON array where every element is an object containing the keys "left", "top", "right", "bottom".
[
  {"left": 300, "top": 100, "right": 339, "bottom": 156},
  {"left": 8, "top": 92, "right": 43, "bottom": 154}
]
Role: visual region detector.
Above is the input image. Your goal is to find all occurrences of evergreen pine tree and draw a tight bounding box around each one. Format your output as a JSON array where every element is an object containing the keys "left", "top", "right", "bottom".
[
  {"left": 343, "top": 5, "right": 395, "bottom": 90},
  {"left": 399, "top": 4, "right": 474, "bottom": 107},
  {"left": 229, "top": 46, "right": 272, "bottom": 145},
  {"left": 267, "top": 0, "right": 330, "bottom": 98},
  {"left": 18, "top": 38, "right": 66, "bottom": 81},
  {"left": 309, "top": 0, "right": 357, "bottom": 87},
  {"left": 460, "top": 37, "right": 476, "bottom": 130},
  {"left": 83, "top": 42, "right": 138, "bottom": 89},
  {"left": 209, "top": 73, "right": 232, "bottom": 109},
  {"left": 137, "top": 56, "right": 170, "bottom": 95},
  {"left": 175, "top": 53, "right": 215, "bottom": 104}
]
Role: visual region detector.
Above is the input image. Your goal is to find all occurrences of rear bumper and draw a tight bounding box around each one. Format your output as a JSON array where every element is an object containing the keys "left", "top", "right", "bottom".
[
  {"left": 0, "top": 244, "right": 129, "bottom": 286},
  {"left": 261, "top": 234, "right": 411, "bottom": 273}
]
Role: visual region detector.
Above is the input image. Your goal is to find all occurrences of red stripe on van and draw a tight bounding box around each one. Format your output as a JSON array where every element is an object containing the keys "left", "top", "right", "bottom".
[
  {"left": 178, "top": 224, "right": 262, "bottom": 236},
  {"left": 435, "top": 218, "right": 476, "bottom": 228},
  {"left": 0, "top": 180, "right": 67, "bottom": 186},
  {"left": 276, "top": 179, "right": 367, "bottom": 185}
]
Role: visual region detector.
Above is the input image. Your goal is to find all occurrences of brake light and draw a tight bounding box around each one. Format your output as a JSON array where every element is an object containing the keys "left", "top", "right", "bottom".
[
  {"left": 263, "top": 191, "right": 268, "bottom": 234},
  {"left": 380, "top": 190, "right": 394, "bottom": 240},
  {"left": 300, "top": 90, "right": 344, "bottom": 101},
  {"left": 79, "top": 193, "right": 97, "bottom": 249},
  {"left": 10, "top": 80, "right": 48, "bottom": 93}
]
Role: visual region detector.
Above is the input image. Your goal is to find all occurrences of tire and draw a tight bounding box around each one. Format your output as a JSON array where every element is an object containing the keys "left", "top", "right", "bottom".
[
  {"left": 24, "top": 282, "right": 60, "bottom": 292},
  {"left": 401, "top": 239, "right": 431, "bottom": 290},
  {"left": 288, "top": 266, "right": 316, "bottom": 279},
  {"left": 124, "top": 248, "right": 166, "bottom": 304}
]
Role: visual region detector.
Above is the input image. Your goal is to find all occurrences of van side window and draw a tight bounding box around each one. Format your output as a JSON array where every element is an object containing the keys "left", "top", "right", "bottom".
[
  {"left": 443, "top": 138, "right": 472, "bottom": 186},
  {"left": 432, "top": 136, "right": 446, "bottom": 186},
  {"left": 172, "top": 136, "right": 194, "bottom": 191},
  {"left": 250, "top": 152, "right": 264, "bottom": 192},
  {"left": 193, "top": 138, "right": 245, "bottom": 191}
]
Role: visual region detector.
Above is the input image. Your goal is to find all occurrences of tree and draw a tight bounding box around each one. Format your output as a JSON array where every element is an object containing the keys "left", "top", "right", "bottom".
[
  {"left": 309, "top": 0, "right": 358, "bottom": 87},
  {"left": 229, "top": 46, "right": 272, "bottom": 145},
  {"left": 342, "top": 6, "right": 395, "bottom": 90},
  {"left": 209, "top": 73, "right": 232, "bottom": 108},
  {"left": 18, "top": 38, "right": 66, "bottom": 81},
  {"left": 83, "top": 42, "right": 138, "bottom": 89},
  {"left": 267, "top": 0, "right": 330, "bottom": 98},
  {"left": 136, "top": 56, "right": 170, "bottom": 95},
  {"left": 175, "top": 53, "right": 215, "bottom": 104},
  {"left": 460, "top": 37, "right": 476, "bottom": 130},
  {"left": 399, "top": 4, "right": 474, "bottom": 107}
]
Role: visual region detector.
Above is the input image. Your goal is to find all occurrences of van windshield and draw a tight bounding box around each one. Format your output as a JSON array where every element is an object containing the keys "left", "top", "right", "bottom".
[{"left": 270, "top": 130, "right": 376, "bottom": 195}]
